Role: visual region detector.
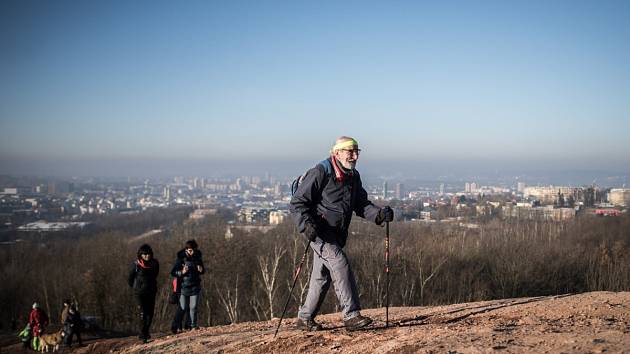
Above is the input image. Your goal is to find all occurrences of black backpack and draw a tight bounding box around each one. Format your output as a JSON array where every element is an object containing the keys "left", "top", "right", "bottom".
[{"left": 291, "top": 159, "right": 333, "bottom": 196}]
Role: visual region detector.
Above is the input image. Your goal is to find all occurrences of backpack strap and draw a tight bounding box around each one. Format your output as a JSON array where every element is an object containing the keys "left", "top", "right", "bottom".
[
  {"left": 315, "top": 159, "right": 333, "bottom": 196},
  {"left": 318, "top": 159, "right": 333, "bottom": 176},
  {"left": 291, "top": 159, "right": 333, "bottom": 196}
]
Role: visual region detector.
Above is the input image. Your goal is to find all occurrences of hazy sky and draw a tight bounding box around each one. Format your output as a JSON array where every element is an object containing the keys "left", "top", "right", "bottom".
[{"left": 1, "top": 0, "right": 629, "bottom": 177}]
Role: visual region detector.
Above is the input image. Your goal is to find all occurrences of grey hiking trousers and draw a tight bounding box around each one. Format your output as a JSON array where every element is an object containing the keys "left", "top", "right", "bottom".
[{"left": 298, "top": 241, "right": 361, "bottom": 321}]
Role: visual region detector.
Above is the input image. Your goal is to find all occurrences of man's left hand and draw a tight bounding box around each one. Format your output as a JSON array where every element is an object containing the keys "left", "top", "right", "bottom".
[{"left": 377, "top": 206, "right": 394, "bottom": 224}]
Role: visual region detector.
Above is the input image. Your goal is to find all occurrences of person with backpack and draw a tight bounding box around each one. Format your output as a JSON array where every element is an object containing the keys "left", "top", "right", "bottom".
[
  {"left": 28, "top": 302, "right": 49, "bottom": 350},
  {"left": 170, "top": 239, "right": 205, "bottom": 333},
  {"left": 61, "top": 299, "right": 84, "bottom": 347},
  {"left": 290, "top": 136, "right": 394, "bottom": 331},
  {"left": 127, "top": 244, "right": 159, "bottom": 343}
]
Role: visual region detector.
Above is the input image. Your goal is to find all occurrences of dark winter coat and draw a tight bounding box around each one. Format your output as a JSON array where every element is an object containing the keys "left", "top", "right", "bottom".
[
  {"left": 128, "top": 258, "right": 160, "bottom": 295},
  {"left": 290, "top": 157, "right": 381, "bottom": 248},
  {"left": 63, "top": 308, "right": 84, "bottom": 332},
  {"left": 170, "top": 249, "right": 205, "bottom": 296}
]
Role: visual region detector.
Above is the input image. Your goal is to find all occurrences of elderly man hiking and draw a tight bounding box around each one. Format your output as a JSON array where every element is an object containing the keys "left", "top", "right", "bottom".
[{"left": 290, "top": 136, "right": 394, "bottom": 331}]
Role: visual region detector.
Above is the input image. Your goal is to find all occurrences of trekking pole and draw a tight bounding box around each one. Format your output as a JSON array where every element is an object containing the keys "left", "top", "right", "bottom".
[
  {"left": 385, "top": 221, "right": 390, "bottom": 328},
  {"left": 274, "top": 241, "right": 311, "bottom": 338}
]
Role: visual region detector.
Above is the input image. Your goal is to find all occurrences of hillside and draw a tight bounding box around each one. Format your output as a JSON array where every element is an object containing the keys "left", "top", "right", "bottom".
[{"left": 3, "top": 292, "right": 629, "bottom": 353}]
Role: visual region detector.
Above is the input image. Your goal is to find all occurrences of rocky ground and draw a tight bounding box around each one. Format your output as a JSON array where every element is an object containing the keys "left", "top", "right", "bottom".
[{"left": 3, "top": 291, "right": 629, "bottom": 353}]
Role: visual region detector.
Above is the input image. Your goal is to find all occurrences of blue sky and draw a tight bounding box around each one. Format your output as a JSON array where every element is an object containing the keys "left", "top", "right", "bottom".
[{"left": 1, "top": 0, "right": 629, "bottom": 177}]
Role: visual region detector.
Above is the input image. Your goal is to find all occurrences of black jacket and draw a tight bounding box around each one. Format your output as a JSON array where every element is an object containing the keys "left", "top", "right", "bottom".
[
  {"left": 290, "top": 157, "right": 381, "bottom": 247},
  {"left": 128, "top": 258, "right": 159, "bottom": 295},
  {"left": 63, "top": 308, "right": 84, "bottom": 331},
  {"left": 170, "top": 249, "right": 205, "bottom": 296}
]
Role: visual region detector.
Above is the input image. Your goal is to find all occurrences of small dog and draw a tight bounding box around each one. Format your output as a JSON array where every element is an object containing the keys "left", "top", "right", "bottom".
[{"left": 39, "top": 330, "right": 64, "bottom": 352}]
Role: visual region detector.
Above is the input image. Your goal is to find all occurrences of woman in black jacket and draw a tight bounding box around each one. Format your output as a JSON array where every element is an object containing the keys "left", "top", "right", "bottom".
[
  {"left": 62, "top": 299, "right": 84, "bottom": 347},
  {"left": 170, "top": 239, "right": 205, "bottom": 332},
  {"left": 128, "top": 244, "right": 159, "bottom": 342}
]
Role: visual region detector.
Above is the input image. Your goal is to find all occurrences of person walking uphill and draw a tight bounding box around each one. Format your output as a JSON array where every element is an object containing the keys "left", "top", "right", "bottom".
[
  {"left": 62, "top": 299, "right": 84, "bottom": 347},
  {"left": 28, "top": 302, "right": 48, "bottom": 350},
  {"left": 170, "top": 239, "right": 205, "bottom": 333},
  {"left": 128, "top": 244, "right": 159, "bottom": 343},
  {"left": 290, "top": 136, "right": 394, "bottom": 331}
]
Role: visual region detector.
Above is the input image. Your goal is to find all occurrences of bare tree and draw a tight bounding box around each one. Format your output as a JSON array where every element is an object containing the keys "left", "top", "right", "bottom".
[
  {"left": 288, "top": 238, "right": 311, "bottom": 305},
  {"left": 249, "top": 296, "right": 264, "bottom": 322},
  {"left": 216, "top": 275, "right": 239, "bottom": 324},
  {"left": 418, "top": 255, "right": 447, "bottom": 305},
  {"left": 257, "top": 245, "right": 286, "bottom": 319},
  {"left": 205, "top": 298, "right": 213, "bottom": 327},
  {"left": 398, "top": 259, "right": 417, "bottom": 306}
]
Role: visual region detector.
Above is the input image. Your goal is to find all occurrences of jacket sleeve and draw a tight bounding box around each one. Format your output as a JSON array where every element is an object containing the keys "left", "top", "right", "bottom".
[
  {"left": 197, "top": 255, "right": 206, "bottom": 275},
  {"left": 127, "top": 261, "right": 137, "bottom": 287},
  {"left": 353, "top": 173, "right": 381, "bottom": 223},
  {"left": 289, "top": 165, "right": 327, "bottom": 233},
  {"left": 170, "top": 258, "right": 183, "bottom": 278}
]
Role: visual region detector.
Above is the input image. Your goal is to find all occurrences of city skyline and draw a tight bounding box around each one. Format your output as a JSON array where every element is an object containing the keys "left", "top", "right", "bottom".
[{"left": 1, "top": 1, "right": 630, "bottom": 177}]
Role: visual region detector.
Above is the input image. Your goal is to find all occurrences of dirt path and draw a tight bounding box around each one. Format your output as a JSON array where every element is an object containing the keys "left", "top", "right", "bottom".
[{"left": 3, "top": 292, "right": 628, "bottom": 353}]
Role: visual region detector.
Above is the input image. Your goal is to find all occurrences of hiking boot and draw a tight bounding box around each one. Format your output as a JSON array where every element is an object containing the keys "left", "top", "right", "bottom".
[
  {"left": 344, "top": 315, "right": 372, "bottom": 331},
  {"left": 295, "top": 318, "right": 323, "bottom": 331}
]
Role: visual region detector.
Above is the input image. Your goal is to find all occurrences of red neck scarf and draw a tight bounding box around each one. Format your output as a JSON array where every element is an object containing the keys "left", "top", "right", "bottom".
[{"left": 331, "top": 156, "right": 353, "bottom": 182}]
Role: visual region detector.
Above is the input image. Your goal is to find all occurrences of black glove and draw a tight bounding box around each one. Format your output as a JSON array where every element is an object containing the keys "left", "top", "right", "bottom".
[
  {"left": 303, "top": 222, "right": 318, "bottom": 242},
  {"left": 376, "top": 206, "right": 394, "bottom": 224}
]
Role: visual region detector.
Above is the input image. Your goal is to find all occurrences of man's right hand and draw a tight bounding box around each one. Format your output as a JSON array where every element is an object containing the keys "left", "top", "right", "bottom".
[{"left": 304, "top": 222, "right": 318, "bottom": 242}]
